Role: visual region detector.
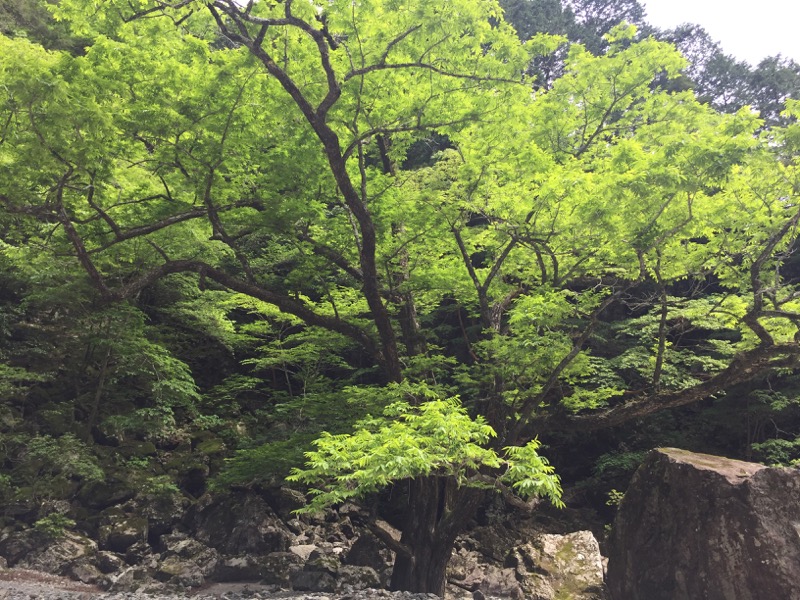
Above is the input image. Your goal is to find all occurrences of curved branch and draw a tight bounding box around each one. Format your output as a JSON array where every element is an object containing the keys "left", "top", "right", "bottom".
[
  {"left": 538, "top": 342, "right": 800, "bottom": 434},
  {"left": 109, "top": 259, "right": 379, "bottom": 359}
]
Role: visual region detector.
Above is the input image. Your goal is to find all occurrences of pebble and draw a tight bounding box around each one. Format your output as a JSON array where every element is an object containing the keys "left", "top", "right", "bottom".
[{"left": 0, "top": 572, "right": 442, "bottom": 600}]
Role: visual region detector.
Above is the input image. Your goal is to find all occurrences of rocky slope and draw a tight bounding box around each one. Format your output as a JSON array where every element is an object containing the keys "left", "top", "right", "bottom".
[{"left": 0, "top": 488, "right": 607, "bottom": 600}]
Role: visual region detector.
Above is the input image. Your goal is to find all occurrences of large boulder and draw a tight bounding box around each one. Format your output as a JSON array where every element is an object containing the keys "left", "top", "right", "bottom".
[
  {"left": 448, "top": 530, "right": 606, "bottom": 600},
  {"left": 191, "top": 491, "right": 293, "bottom": 555},
  {"left": 16, "top": 531, "right": 97, "bottom": 575},
  {"left": 607, "top": 447, "right": 800, "bottom": 600}
]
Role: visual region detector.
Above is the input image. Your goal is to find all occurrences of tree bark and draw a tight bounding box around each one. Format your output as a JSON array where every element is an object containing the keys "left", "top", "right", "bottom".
[{"left": 389, "top": 477, "right": 480, "bottom": 595}]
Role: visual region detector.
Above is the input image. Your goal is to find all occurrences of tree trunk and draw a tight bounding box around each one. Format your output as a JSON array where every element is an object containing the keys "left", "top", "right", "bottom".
[{"left": 389, "top": 477, "right": 479, "bottom": 596}]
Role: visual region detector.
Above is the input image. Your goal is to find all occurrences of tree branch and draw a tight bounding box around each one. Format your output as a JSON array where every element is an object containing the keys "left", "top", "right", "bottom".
[{"left": 538, "top": 342, "right": 800, "bottom": 434}]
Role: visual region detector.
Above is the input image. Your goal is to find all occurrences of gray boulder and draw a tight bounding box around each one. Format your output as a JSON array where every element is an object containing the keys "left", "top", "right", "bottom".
[
  {"left": 607, "top": 447, "right": 800, "bottom": 600},
  {"left": 510, "top": 531, "right": 606, "bottom": 600},
  {"left": 448, "top": 530, "right": 606, "bottom": 600},
  {"left": 16, "top": 531, "right": 97, "bottom": 576},
  {"left": 192, "top": 491, "right": 293, "bottom": 555}
]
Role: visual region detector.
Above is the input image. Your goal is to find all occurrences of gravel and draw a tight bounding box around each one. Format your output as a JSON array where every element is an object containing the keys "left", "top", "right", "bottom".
[{"left": 0, "top": 570, "right": 444, "bottom": 600}]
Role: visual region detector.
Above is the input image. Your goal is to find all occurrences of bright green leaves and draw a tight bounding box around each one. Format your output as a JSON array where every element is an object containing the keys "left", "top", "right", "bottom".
[
  {"left": 288, "top": 386, "right": 561, "bottom": 513},
  {"left": 501, "top": 440, "right": 563, "bottom": 508}
]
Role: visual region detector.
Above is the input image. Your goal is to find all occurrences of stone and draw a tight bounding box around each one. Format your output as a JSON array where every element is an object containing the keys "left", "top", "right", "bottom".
[
  {"left": 291, "top": 568, "right": 337, "bottom": 592},
  {"left": 305, "top": 549, "right": 341, "bottom": 574},
  {"left": 96, "top": 550, "right": 126, "bottom": 574},
  {"left": 138, "top": 493, "right": 189, "bottom": 538},
  {"left": 102, "top": 564, "right": 155, "bottom": 592},
  {"left": 192, "top": 491, "right": 293, "bottom": 555},
  {"left": 77, "top": 479, "right": 135, "bottom": 510},
  {"left": 162, "top": 536, "right": 219, "bottom": 577},
  {"left": 156, "top": 555, "right": 205, "bottom": 587},
  {"left": 260, "top": 551, "right": 304, "bottom": 586},
  {"left": 344, "top": 531, "right": 393, "bottom": 575},
  {"left": 17, "top": 531, "right": 98, "bottom": 576},
  {"left": 290, "top": 544, "right": 319, "bottom": 561},
  {"left": 446, "top": 524, "right": 606, "bottom": 600},
  {"left": 510, "top": 531, "right": 606, "bottom": 600},
  {"left": 211, "top": 552, "right": 302, "bottom": 584},
  {"left": 337, "top": 565, "right": 381, "bottom": 591},
  {"left": 212, "top": 555, "right": 264, "bottom": 582},
  {"left": 447, "top": 547, "right": 524, "bottom": 600},
  {"left": 606, "top": 447, "right": 800, "bottom": 600},
  {"left": 99, "top": 513, "right": 148, "bottom": 553},
  {"left": 268, "top": 487, "right": 308, "bottom": 521},
  {"left": 124, "top": 540, "right": 153, "bottom": 565},
  {"left": 65, "top": 559, "right": 104, "bottom": 584},
  {"left": 0, "top": 529, "right": 41, "bottom": 566}
]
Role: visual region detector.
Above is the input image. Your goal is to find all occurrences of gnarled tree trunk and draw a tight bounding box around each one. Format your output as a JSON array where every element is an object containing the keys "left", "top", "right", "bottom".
[{"left": 389, "top": 477, "right": 481, "bottom": 595}]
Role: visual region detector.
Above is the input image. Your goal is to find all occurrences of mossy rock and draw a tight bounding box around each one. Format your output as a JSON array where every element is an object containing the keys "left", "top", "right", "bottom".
[
  {"left": 118, "top": 441, "right": 158, "bottom": 459},
  {"left": 78, "top": 478, "right": 136, "bottom": 510},
  {"left": 194, "top": 437, "right": 225, "bottom": 456}
]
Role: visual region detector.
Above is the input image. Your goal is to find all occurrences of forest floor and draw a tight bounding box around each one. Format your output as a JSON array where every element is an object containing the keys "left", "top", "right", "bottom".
[{"left": 0, "top": 568, "right": 446, "bottom": 600}]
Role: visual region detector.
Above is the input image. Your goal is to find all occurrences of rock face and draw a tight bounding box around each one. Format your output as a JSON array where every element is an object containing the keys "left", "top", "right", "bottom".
[
  {"left": 606, "top": 447, "right": 800, "bottom": 600},
  {"left": 449, "top": 526, "right": 607, "bottom": 600},
  {"left": 0, "top": 487, "right": 609, "bottom": 598}
]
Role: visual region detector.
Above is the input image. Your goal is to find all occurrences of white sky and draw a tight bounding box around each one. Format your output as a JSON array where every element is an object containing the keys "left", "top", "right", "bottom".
[{"left": 639, "top": 0, "right": 800, "bottom": 66}]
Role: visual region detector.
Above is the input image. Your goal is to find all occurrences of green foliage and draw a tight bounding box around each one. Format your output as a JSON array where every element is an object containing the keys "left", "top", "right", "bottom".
[
  {"left": 289, "top": 391, "right": 562, "bottom": 512},
  {"left": 215, "top": 435, "right": 318, "bottom": 486},
  {"left": 752, "top": 437, "right": 800, "bottom": 466},
  {"left": 33, "top": 513, "right": 76, "bottom": 538},
  {"left": 0, "top": 433, "right": 104, "bottom": 503},
  {"left": 594, "top": 450, "right": 648, "bottom": 477},
  {"left": 606, "top": 489, "right": 625, "bottom": 507},
  {"left": 1, "top": 3, "right": 800, "bottom": 585},
  {"left": 23, "top": 433, "right": 104, "bottom": 483}
]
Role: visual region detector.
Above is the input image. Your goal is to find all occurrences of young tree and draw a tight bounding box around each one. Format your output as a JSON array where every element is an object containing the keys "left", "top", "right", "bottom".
[{"left": 3, "top": 0, "right": 800, "bottom": 594}]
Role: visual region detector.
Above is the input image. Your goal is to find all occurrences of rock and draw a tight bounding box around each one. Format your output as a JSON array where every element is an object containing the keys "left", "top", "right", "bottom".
[
  {"left": 0, "top": 529, "right": 42, "bottom": 566},
  {"left": 305, "top": 549, "right": 340, "bottom": 574},
  {"left": 193, "top": 491, "right": 293, "bottom": 555},
  {"left": 101, "top": 564, "right": 155, "bottom": 592},
  {"left": 268, "top": 486, "right": 308, "bottom": 521},
  {"left": 77, "top": 479, "right": 135, "bottom": 510},
  {"left": 162, "top": 535, "right": 219, "bottom": 577},
  {"left": 124, "top": 540, "right": 153, "bottom": 565},
  {"left": 446, "top": 525, "right": 605, "bottom": 600},
  {"left": 260, "top": 551, "right": 304, "bottom": 585},
  {"left": 145, "top": 498, "right": 189, "bottom": 539},
  {"left": 290, "top": 544, "right": 318, "bottom": 561},
  {"left": 291, "top": 568, "right": 337, "bottom": 592},
  {"left": 448, "top": 547, "right": 523, "bottom": 600},
  {"left": 98, "top": 512, "right": 148, "bottom": 553},
  {"left": 510, "top": 531, "right": 606, "bottom": 600},
  {"left": 96, "top": 550, "right": 126, "bottom": 574},
  {"left": 607, "top": 447, "right": 800, "bottom": 600},
  {"left": 338, "top": 565, "right": 381, "bottom": 590},
  {"left": 212, "top": 551, "right": 303, "bottom": 584},
  {"left": 344, "top": 530, "right": 394, "bottom": 578},
  {"left": 16, "top": 531, "right": 98, "bottom": 576},
  {"left": 156, "top": 555, "right": 205, "bottom": 587},
  {"left": 65, "top": 559, "right": 103, "bottom": 584}
]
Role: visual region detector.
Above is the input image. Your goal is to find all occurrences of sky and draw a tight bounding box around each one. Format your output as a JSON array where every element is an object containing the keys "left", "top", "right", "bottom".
[{"left": 639, "top": 0, "right": 800, "bottom": 66}]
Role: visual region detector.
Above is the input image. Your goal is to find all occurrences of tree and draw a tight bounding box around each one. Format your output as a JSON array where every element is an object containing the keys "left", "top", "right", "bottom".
[
  {"left": 3, "top": 0, "right": 800, "bottom": 594},
  {"left": 657, "top": 23, "right": 800, "bottom": 126}
]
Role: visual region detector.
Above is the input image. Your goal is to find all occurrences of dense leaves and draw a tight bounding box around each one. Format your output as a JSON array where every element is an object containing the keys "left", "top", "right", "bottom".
[{"left": 1, "top": 0, "right": 800, "bottom": 594}]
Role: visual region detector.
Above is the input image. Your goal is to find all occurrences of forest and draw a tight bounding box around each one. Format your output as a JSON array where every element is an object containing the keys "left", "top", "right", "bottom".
[{"left": 1, "top": 0, "right": 800, "bottom": 595}]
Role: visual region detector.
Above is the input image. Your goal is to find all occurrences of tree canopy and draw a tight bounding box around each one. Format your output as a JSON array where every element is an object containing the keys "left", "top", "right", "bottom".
[{"left": 1, "top": 0, "right": 799, "bottom": 594}]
